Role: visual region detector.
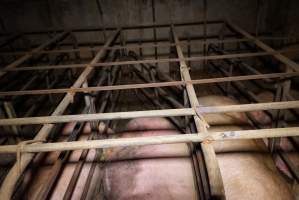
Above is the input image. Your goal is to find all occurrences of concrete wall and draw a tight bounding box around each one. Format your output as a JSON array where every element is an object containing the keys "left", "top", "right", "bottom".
[
  {"left": 1, "top": 0, "right": 298, "bottom": 42},
  {"left": 279, "top": 0, "right": 299, "bottom": 38},
  {"left": 1, "top": 0, "right": 298, "bottom": 67},
  {"left": 0, "top": 0, "right": 261, "bottom": 33},
  {"left": 3, "top": 0, "right": 296, "bottom": 72}
]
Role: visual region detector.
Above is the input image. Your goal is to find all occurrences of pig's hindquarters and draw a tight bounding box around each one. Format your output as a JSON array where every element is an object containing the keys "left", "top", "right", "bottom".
[{"left": 102, "top": 130, "right": 198, "bottom": 200}]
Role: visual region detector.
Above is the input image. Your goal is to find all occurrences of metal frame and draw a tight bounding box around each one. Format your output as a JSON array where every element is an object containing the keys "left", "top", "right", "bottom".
[{"left": 0, "top": 19, "right": 299, "bottom": 199}]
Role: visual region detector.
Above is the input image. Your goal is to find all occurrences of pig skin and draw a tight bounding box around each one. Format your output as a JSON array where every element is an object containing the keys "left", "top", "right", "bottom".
[
  {"left": 24, "top": 95, "right": 295, "bottom": 200},
  {"left": 198, "top": 95, "right": 271, "bottom": 125},
  {"left": 101, "top": 117, "right": 293, "bottom": 200}
]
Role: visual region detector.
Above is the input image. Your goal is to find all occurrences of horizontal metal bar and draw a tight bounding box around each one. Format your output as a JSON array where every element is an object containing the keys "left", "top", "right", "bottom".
[
  {"left": 0, "top": 108, "right": 195, "bottom": 126},
  {"left": 0, "top": 31, "right": 70, "bottom": 78},
  {"left": 2, "top": 50, "right": 297, "bottom": 72},
  {"left": 197, "top": 101, "right": 299, "bottom": 113},
  {"left": 0, "top": 37, "right": 286, "bottom": 56},
  {"left": 1, "top": 127, "right": 299, "bottom": 153},
  {"left": 0, "top": 72, "right": 298, "bottom": 96},
  {"left": 0, "top": 101, "right": 299, "bottom": 126}
]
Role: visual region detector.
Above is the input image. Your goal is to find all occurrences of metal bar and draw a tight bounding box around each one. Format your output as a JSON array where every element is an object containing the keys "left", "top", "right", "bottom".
[
  {"left": 63, "top": 71, "right": 117, "bottom": 200},
  {"left": 209, "top": 44, "right": 272, "bottom": 82},
  {"left": 3, "top": 49, "right": 298, "bottom": 72},
  {"left": 0, "top": 31, "right": 70, "bottom": 78},
  {"left": 226, "top": 20, "right": 299, "bottom": 72},
  {"left": 0, "top": 108, "right": 194, "bottom": 126},
  {"left": 1, "top": 71, "right": 297, "bottom": 97},
  {"left": 171, "top": 25, "right": 225, "bottom": 199},
  {"left": 34, "top": 118, "right": 87, "bottom": 200},
  {"left": 1, "top": 127, "right": 299, "bottom": 154},
  {"left": 0, "top": 37, "right": 288, "bottom": 57},
  {"left": 0, "top": 29, "right": 120, "bottom": 199},
  {"left": 0, "top": 100, "right": 298, "bottom": 126},
  {"left": 197, "top": 101, "right": 299, "bottom": 113},
  {"left": 185, "top": 89, "right": 210, "bottom": 199},
  {"left": 63, "top": 65, "right": 119, "bottom": 199},
  {"left": 129, "top": 50, "right": 183, "bottom": 92},
  {"left": 131, "top": 62, "right": 183, "bottom": 108}
]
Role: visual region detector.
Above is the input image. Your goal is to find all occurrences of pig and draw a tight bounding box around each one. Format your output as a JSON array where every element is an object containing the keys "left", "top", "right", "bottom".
[
  {"left": 23, "top": 96, "right": 295, "bottom": 199},
  {"left": 101, "top": 121, "right": 293, "bottom": 200},
  {"left": 198, "top": 95, "right": 272, "bottom": 125},
  {"left": 210, "top": 126, "right": 294, "bottom": 200},
  {"left": 125, "top": 117, "right": 175, "bottom": 131},
  {"left": 101, "top": 128, "right": 197, "bottom": 199},
  {"left": 101, "top": 95, "right": 294, "bottom": 200}
]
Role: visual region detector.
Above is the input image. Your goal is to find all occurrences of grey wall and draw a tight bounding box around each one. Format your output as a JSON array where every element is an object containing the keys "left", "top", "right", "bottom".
[
  {"left": 0, "top": 0, "right": 262, "bottom": 32},
  {"left": 1, "top": 0, "right": 298, "bottom": 62},
  {"left": 0, "top": 0, "right": 298, "bottom": 39}
]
